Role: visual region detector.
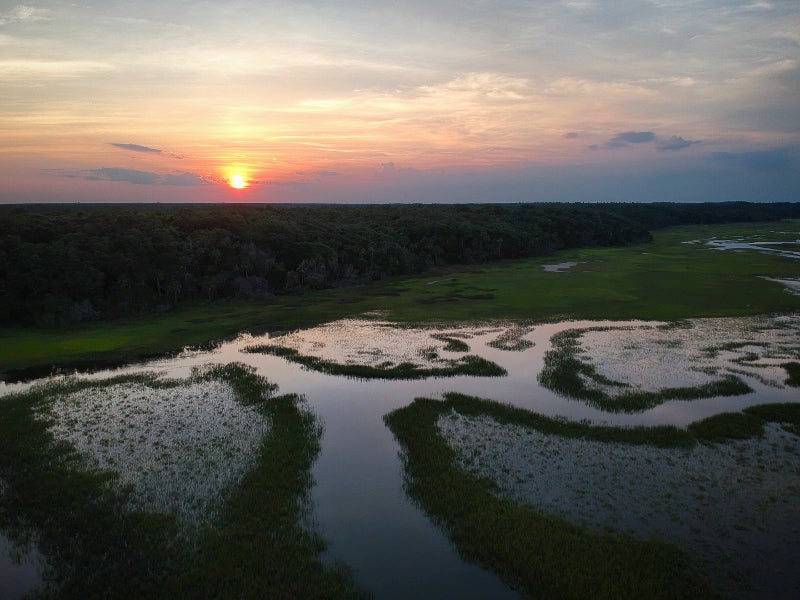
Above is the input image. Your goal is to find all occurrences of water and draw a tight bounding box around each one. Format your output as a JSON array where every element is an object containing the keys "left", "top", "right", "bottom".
[
  {"left": 1, "top": 318, "right": 798, "bottom": 597},
  {"left": 706, "top": 239, "right": 800, "bottom": 260},
  {"left": 541, "top": 261, "right": 580, "bottom": 272},
  {"left": 0, "top": 533, "right": 43, "bottom": 600}
]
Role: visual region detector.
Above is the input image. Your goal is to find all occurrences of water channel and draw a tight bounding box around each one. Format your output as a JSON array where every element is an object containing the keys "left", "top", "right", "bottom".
[{"left": 1, "top": 318, "right": 798, "bottom": 598}]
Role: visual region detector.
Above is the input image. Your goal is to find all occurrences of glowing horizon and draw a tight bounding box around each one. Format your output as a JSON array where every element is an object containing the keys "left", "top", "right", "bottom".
[{"left": 1, "top": 2, "right": 798, "bottom": 204}]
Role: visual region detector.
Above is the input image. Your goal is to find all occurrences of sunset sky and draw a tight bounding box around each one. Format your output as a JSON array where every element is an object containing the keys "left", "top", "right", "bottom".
[{"left": 1, "top": 1, "right": 798, "bottom": 203}]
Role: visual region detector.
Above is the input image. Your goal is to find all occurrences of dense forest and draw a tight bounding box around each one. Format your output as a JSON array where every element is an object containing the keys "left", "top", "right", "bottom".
[{"left": 1, "top": 202, "right": 799, "bottom": 327}]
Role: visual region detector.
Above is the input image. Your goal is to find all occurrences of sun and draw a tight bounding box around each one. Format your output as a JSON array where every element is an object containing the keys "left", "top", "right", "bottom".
[{"left": 230, "top": 174, "right": 247, "bottom": 189}]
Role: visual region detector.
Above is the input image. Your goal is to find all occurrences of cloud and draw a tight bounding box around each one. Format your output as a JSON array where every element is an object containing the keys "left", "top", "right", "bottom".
[
  {"left": 296, "top": 170, "right": 339, "bottom": 178},
  {"left": 711, "top": 147, "right": 795, "bottom": 171},
  {"left": 83, "top": 167, "right": 208, "bottom": 186},
  {"left": 110, "top": 142, "right": 162, "bottom": 154},
  {"left": 377, "top": 161, "right": 421, "bottom": 177},
  {"left": 162, "top": 172, "right": 208, "bottom": 186},
  {"left": 0, "top": 5, "right": 50, "bottom": 25},
  {"left": 609, "top": 131, "right": 655, "bottom": 146},
  {"left": 110, "top": 142, "right": 185, "bottom": 159},
  {"left": 563, "top": 132, "right": 579, "bottom": 139},
  {"left": 602, "top": 131, "right": 699, "bottom": 152},
  {"left": 90, "top": 167, "right": 160, "bottom": 185},
  {"left": 656, "top": 135, "right": 700, "bottom": 151}
]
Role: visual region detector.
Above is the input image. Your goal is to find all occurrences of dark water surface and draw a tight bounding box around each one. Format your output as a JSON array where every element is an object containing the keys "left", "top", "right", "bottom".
[{"left": 0, "top": 533, "right": 42, "bottom": 599}]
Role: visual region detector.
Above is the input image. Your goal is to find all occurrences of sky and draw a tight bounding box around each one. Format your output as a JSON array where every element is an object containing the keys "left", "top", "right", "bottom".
[{"left": 1, "top": 0, "right": 798, "bottom": 204}]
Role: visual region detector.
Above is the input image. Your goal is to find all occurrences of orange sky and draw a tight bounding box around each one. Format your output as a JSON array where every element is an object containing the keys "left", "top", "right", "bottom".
[{"left": 1, "top": 2, "right": 798, "bottom": 203}]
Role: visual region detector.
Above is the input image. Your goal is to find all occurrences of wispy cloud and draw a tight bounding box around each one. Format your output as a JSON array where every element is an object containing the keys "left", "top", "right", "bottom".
[
  {"left": 162, "top": 172, "right": 207, "bottom": 186},
  {"left": 0, "top": 5, "right": 50, "bottom": 25},
  {"left": 599, "top": 131, "right": 699, "bottom": 152},
  {"left": 656, "top": 135, "right": 699, "bottom": 152},
  {"left": 80, "top": 167, "right": 209, "bottom": 186},
  {"left": 110, "top": 143, "right": 162, "bottom": 154},
  {"left": 88, "top": 168, "right": 159, "bottom": 185},
  {"left": 109, "top": 142, "right": 184, "bottom": 159},
  {"left": 607, "top": 131, "right": 655, "bottom": 148}
]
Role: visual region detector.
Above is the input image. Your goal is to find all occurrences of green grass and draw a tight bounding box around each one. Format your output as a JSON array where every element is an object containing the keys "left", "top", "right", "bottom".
[
  {"left": 383, "top": 395, "right": 715, "bottom": 599},
  {"left": 243, "top": 344, "right": 506, "bottom": 379},
  {"left": 0, "top": 364, "right": 363, "bottom": 598},
  {"left": 538, "top": 328, "right": 753, "bottom": 412},
  {"left": 2, "top": 220, "right": 800, "bottom": 378}
]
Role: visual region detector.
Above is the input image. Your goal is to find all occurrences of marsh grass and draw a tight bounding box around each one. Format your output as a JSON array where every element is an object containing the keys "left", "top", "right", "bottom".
[
  {"left": 244, "top": 344, "right": 506, "bottom": 379},
  {"left": 783, "top": 361, "right": 800, "bottom": 387},
  {"left": 385, "top": 393, "right": 799, "bottom": 598},
  {"left": 539, "top": 329, "right": 752, "bottom": 412},
  {"left": 438, "top": 392, "right": 694, "bottom": 447},
  {"left": 384, "top": 395, "right": 714, "bottom": 599},
  {"left": 486, "top": 325, "right": 535, "bottom": 351},
  {"left": 0, "top": 363, "right": 362, "bottom": 598},
  {"left": 687, "top": 413, "right": 765, "bottom": 442},
  {"left": 688, "top": 403, "right": 800, "bottom": 441},
  {"left": 431, "top": 334, "right": 471, "bottom": 352},
  {"left": 175, "top": 386, "right": 362, "bottom": 598},
  {"left": 0, "top": 375, "right": 182, "bottom": 597}
]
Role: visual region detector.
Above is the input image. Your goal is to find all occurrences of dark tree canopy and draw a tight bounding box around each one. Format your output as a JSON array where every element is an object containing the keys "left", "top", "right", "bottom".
[{"left": 1, "top": 202, "right": 798, "bottom": 327}]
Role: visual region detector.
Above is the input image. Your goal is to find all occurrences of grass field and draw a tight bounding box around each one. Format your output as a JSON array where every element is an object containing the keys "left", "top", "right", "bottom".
[{"left": 2, "top": 220, "right": 799, "bottom": 378}]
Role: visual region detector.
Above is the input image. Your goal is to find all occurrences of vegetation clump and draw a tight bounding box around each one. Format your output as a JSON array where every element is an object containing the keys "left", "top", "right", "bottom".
[
  {"left": 783, "top": 361, "right": 800, "bottom": 387},
  {"left": 436, "top": 392, "right": 694, "bottom": 447},
  {"left": 429, "top": 394, "right": 800, "bottom": 596},
  {"left": 40, "top": 368, "right": 272, "bottom": 530},
  {"left": 244, "top": 344, "right": 507, "bottom": 379},
  {"left": 539, "top": 328, "right": 753, "bottom": 412},
  {"left": 430, "top": 334, "right": 471, "bottom": 352},
  {"left": 384, "top": 395, "right": 714, "bottom": 598},
  {"left": 487, "top": 325, "right": 535, "bottom": 351},
  {"left": 0, "top": 363, "right": 363, "bottom": 598},
  {"left": 385, "top": 393, "right": 800, "bottom": 597}
]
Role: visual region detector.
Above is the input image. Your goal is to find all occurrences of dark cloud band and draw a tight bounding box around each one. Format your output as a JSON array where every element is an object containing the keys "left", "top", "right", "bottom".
[
  {"left": 85, "top": 167, "right": 208, "bottom": 186},
  {"left": 110, "top": 143, "right": 162, "bottom": 154}
]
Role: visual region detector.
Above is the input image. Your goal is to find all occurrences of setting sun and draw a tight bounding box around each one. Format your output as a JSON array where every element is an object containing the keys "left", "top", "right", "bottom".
[{"left": 230, "top": 174, "right": 247, "bottom": 189}]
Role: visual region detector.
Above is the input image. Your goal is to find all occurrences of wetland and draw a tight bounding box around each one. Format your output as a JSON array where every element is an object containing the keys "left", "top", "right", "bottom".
[{"left": 1, "top": 216, "right": 800, "bottom": 598}]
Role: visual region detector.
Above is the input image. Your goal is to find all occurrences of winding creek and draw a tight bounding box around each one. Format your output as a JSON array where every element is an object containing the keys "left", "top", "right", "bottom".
[{"left": 1, "top": 316, "right": 799, "bottom": 598}]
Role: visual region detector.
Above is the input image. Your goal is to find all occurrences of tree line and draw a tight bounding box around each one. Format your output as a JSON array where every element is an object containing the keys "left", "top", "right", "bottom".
[{"left": 1, "top": 201, "right": 798, "bottom": 327}]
